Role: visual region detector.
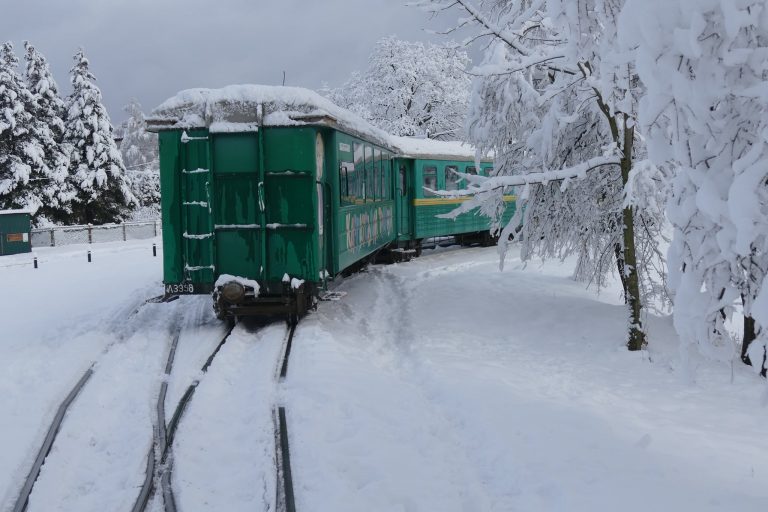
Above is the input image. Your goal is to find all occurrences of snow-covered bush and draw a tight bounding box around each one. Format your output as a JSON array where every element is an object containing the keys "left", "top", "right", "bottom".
[{"left": 326, "top": 36, "right": 471, "bottom": 140}]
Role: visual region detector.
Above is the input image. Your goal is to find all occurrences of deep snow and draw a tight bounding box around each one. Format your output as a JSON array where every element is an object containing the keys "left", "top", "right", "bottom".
[{"left": 0, "top": 240, "right": 766, "bottom": 511}]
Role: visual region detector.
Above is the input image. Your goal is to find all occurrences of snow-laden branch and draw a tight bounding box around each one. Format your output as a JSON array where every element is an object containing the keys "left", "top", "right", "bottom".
[
  {"left": 425, "top": 156, "right": 620, "bottom": 201},
  {"left": 469, "top": 54, "right": 567, "bottom": 76}
]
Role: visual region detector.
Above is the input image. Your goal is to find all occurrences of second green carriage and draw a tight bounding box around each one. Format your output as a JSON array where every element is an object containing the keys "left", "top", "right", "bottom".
[{"left": 148, "top": 85, "right": 515, "bottom": 319}]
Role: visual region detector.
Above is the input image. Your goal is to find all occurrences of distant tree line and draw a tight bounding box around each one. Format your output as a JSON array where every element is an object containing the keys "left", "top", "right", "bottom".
[{"left": 0, "top": 41, "right": 159, "bottom": 226}]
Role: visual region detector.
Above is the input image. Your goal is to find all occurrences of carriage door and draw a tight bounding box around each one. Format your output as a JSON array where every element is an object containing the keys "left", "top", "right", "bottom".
[
  {"left": 315, "top": 132, "right": 330, "bottom": 278},
  {"left": 396, "top": 160, "right": 413, "bottom": 240}
]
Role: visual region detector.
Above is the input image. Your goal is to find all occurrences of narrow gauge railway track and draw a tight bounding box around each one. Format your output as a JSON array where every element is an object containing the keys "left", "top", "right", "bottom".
[
  {"left": 9, "top": 296, "right": 177, "bottom": 512},
  {"left": 132, "top": 320, "right": 299, "bottom": 512},
  {"left": 11, "top": 369, "right": 94, "bottom": 512},
  {"left": 274, "top": 323, "right": 297, "bottom": 512},
  {"left": 132, "top": 321, "right": 235, "bottom": 512}
]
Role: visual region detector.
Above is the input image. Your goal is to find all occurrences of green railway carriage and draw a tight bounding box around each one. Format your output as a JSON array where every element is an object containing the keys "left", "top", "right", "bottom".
[
  {"left": 148, "top": 85, "right": 515, "bottom": 320},
  {"left": 392, "top": 137, "right": 517, "bottom": 246}
]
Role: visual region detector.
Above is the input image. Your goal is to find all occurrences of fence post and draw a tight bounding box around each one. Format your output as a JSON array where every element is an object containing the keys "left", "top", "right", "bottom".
[
  {"left": 88, "top": 224, "right": 93, "bottom": 244},
  {"left": 154, "top": 221, "right": 158, "bottom": 237},
  {"left": 123, "top": 223, "right": 127, "bottom": 241},
  {"left": 49, "top": 229, "right": 54, "bottom": 247}
]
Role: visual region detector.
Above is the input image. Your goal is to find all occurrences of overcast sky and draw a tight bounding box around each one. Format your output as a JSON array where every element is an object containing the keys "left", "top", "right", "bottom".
[{"left": 1, "top": 0, "right": 454, "bottom": 124}]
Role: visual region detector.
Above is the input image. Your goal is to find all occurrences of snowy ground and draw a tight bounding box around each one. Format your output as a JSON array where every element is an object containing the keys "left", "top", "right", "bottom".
[
  {"left": 0, "top": 240, "right": 766, "bottom": 511},
  {"left": 285, "top": 246, "right": 768, "bottom": 512}
]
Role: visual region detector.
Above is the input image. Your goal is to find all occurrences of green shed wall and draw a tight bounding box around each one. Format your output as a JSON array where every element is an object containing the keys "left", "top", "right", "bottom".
[{"left": 0, "top": 212, "right": 32, "bottom": 256}]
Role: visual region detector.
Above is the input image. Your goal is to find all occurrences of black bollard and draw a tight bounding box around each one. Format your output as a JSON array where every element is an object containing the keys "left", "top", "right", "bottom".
[
  {"left": 87, "top": 250, "right": 91, "bottom": 263},
  {"left": 33, "top": 257, "right": 38, "bottom": 269},
  {"left": 152, "top": 243, "right": 157, "bottom": 257}
]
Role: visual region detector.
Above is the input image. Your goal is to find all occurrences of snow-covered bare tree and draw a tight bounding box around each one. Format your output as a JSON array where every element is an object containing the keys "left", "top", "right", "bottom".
[
  {"left": 414, "top": 0, "right": 669, "bottom": 350},
  {"left": 118, "top": 98, "right": 157, "bottom": 170},
  {"left": 64, "top": 48, "right": 134, "bottom": 224},
  {"left": 327, "top": 36, "right": 471, "bottom": 140},
  {"left": 0, "top": 41, "right": 59, "bottom": 221},
  {"left": 117, "top": 99, "right": 160, "bottom": 217},
  {"left": 23, "top": 41, "right": 73, "bottom": 223},
  {"left": 623, "top": 0, "right": 768, "bottom": 374}
]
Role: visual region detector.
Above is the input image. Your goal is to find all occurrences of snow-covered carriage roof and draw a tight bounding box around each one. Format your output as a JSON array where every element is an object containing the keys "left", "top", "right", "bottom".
[
  {"left": 390, "top": 135, "right": 491, "bottom": 162},
  {"left": 0, "top": 209, "right": 32, "bottom": 216},
  {"left": 147, "top": 84, "right": 493, "bottom": 163},
  {"left": 146, "top": 84, "right": 396, "bottom": 150}
]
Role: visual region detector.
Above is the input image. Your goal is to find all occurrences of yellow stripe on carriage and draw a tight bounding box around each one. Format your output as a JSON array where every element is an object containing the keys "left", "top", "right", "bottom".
[{"left": 413, "top": 195, "right": 517, "bottom": 206}]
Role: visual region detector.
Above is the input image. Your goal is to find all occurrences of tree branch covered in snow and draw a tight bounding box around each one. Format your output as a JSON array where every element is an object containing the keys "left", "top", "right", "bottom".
[
  {"left": 624, "top": 0, "right": 768, "bottom": 371},
  {"left": 416, "top": 0, "right": 672, "bottom": 349}
]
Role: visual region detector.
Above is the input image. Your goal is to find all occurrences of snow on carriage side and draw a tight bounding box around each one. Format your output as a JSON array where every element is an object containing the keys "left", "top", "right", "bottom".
[{"left": 146, "top": 84, "right": 395, "bottom": 150}]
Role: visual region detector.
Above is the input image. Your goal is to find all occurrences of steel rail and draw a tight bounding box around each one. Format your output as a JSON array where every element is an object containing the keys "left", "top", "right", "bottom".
[
  {"left": 132, "top": 322, "right": 235, "bottom": 512},
  {"left": 12, "top": 368, "right": 94, "bottom": 512},
  {"left": 274, "top": 321, "right": 298, "bottom": 512},
  {"left": 275, "top": 406, "right": 297, "bottom": 512}
]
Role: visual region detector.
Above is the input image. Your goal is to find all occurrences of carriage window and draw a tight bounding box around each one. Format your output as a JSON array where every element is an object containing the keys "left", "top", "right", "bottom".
[
  {"left": 423, "top": 165, "right": 437, "bottom": 197},
  {"left": 339, "top": 162, "right": 355, "bottom": 206},
  {"left": 445, "top": 165, "right": 460, "bottom": 191},
  {"left": 365, "top": 145, "right": 374, "bottom": 202},
  {"left": 339, "top": 164, "right": 348, "bottom": 203},
  {"left": 482, "top": 166, "right": 494, "bottom": 176},
  {"left": 466, "top": 166, "right": 477, "bottom": 175},
  {"left": 353, "top": 143, "right": 365, "bottom": 203},
  {"left": 399, "top": 165, "right": 406, "bottom": 196},
  {"left": 381, "top": 152, "right": 390, "bottom": 200},
  {"left": 373, "top": 148, "right": 382, "bottom": 200}
]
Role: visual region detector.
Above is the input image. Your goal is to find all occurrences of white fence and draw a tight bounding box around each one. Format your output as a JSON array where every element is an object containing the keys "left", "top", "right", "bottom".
[{"left": 31, "top": 220, "right": 161, "bottom": 248}]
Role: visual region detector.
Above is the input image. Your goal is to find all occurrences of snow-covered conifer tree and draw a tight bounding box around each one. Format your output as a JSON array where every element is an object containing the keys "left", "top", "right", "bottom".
[
  {"left": 328, "top": 36, "right": 471, "bottom": 140},
  {"left": 23, "top": 41, "right": 73, "bottom": 223},
  {"left": 414, "top": 0, "right": 669, "bottom": 350},
  {"left": 64, "top": 48, "right": 134, "bottom": 224},
  {"left": 0, "top": 41, "right": 50, "bottom": 217},
  {"left": 623, "top": 0, "right": 768, "bottom": 373}
]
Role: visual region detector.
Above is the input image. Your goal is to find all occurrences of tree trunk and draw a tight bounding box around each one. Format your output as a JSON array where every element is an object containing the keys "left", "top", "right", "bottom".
[
  {"left": 741, "top": 304, "right": 756, "bottom": 366},
  {"left": 620, "top": 118, "right": 647, "bottom": 351},
  {"left": 614, "top": 242, "right": 629, "bottom": 304}
]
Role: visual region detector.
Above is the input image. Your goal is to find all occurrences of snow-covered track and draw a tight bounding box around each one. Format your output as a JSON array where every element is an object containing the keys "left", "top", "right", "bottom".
[
  {"left": 11, "top": 369, "right": 94, "bottom": 512},
  {"left": 274, "top": 406, "right": 296, "bottom": 512},
  {"left": 132, "top": 322, "right": 235, "bottom": 512},
  {"left": 277, "top": 321, "right": 297, "bottom": 381},
  {"left": 274, "top": 322, "right": 298, "bottom": 512}
]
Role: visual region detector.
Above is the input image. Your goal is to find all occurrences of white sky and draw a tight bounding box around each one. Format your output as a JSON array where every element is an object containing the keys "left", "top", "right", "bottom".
[{"left": 1, "top": 0, "right": 456, "bottom": 123}]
